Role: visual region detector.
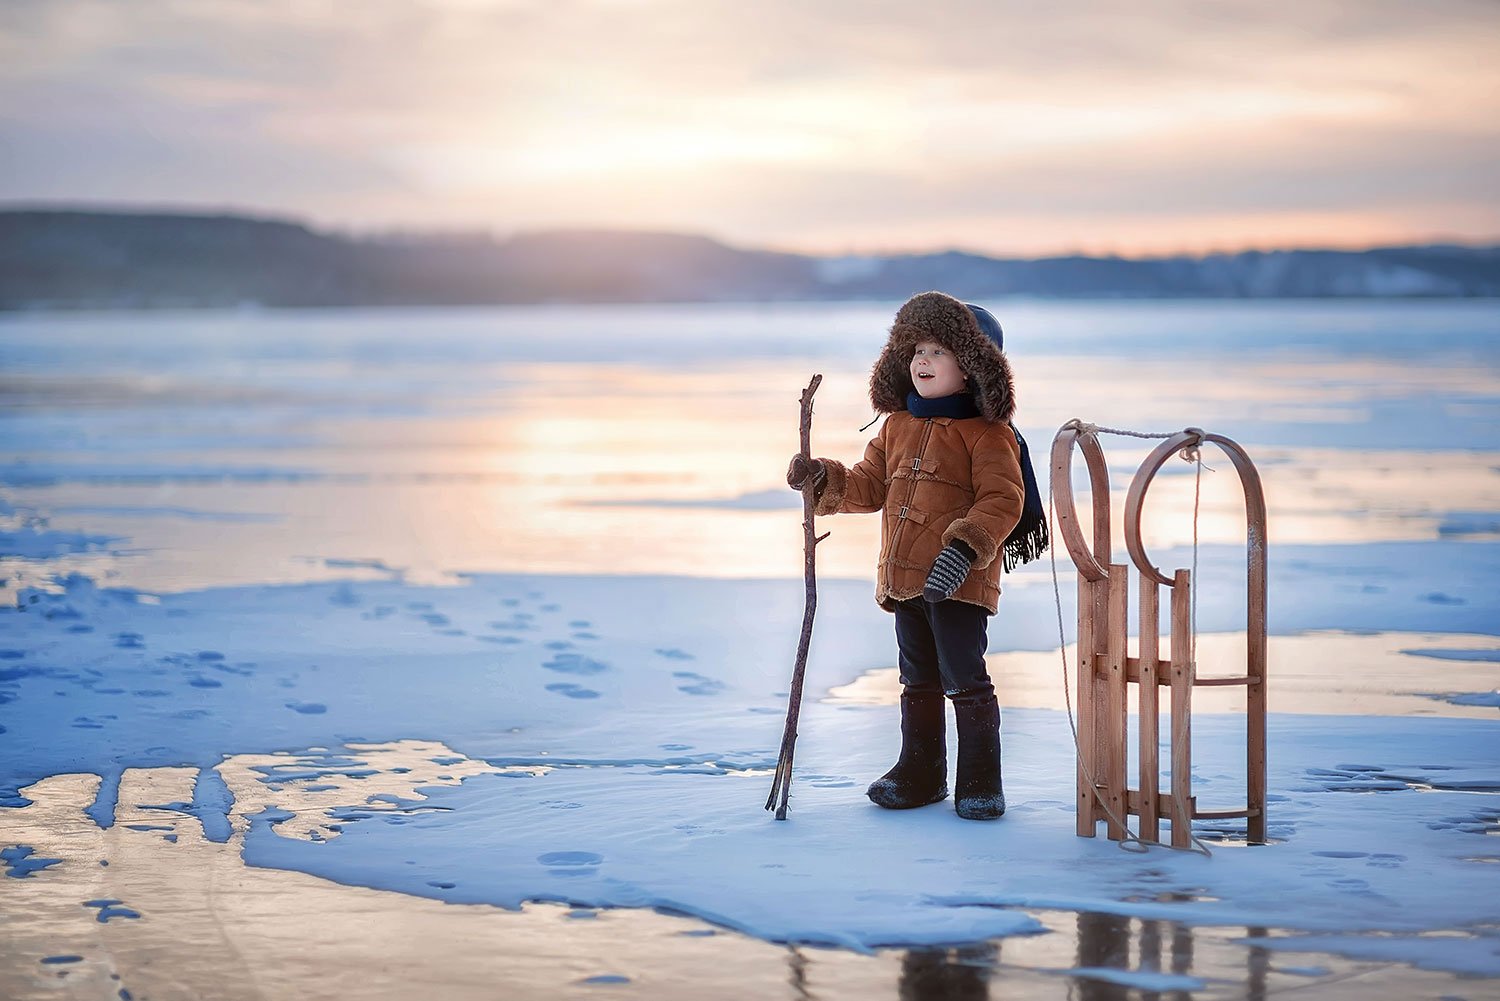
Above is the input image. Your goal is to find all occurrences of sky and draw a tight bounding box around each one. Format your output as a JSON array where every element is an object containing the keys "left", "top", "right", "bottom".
[{"left": 1, "top": 0, "right": 1498, "bottom": 256}]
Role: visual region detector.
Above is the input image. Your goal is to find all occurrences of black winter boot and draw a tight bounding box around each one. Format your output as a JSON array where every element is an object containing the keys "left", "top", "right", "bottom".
[
  {"left": 867, "top": 688, "right": 949, "bottom": 809},
  {"left": 952, "top": 689, "right": 1006, "bottom": 820}
]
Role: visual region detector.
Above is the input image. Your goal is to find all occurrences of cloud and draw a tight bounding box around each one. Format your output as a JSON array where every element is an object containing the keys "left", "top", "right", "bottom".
[{"left": 1, "top": 0, "right": 1496, "bottom": 252}]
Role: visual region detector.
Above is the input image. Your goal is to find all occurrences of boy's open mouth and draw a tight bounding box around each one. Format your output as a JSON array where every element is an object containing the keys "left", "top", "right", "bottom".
[{"left": 917, "top": 372, "right": 933, "bottom": 379}]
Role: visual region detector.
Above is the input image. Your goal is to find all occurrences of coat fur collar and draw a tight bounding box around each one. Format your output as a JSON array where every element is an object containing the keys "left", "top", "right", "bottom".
[{"left": 869, "top": 291, "right": 1015, "bottom": 424}]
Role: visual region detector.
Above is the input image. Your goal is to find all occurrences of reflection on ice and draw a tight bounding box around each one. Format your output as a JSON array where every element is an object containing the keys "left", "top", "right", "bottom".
[
  {"left": 3, "top": 309, "right": 1497, "bottom": 596},
  {"left": 1, "top": 751, "right": 1492, "bottom": 1001}
]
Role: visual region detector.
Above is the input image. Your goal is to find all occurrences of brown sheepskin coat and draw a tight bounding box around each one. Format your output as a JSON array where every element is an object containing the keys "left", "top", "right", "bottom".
[{"left": 814, "top": 292, "right": 1025, "bottom": 613}]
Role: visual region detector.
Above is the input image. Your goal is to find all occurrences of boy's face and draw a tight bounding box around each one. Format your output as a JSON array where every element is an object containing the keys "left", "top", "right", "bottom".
[{"left": 910, "top": 339, "right": 967, "bottom": 398}]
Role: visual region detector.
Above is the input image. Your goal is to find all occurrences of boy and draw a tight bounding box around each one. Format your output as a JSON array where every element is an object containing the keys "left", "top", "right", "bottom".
[{"left": 787, "top": 291, "right": 1025, "bottom": 820}]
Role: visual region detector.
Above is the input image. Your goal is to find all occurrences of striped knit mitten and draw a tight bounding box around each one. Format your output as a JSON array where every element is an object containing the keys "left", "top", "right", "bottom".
[
  {"left": 786, "top": 455, "right": 828, "bottom": 494},
  {"left": 923, "top": 541, "right": 977, "bottom": 602}
]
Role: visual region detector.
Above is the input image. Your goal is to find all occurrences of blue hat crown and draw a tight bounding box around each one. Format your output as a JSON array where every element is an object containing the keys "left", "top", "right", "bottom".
[{"left": 964, "top": 303, "right": 1004, "bottom": 352}]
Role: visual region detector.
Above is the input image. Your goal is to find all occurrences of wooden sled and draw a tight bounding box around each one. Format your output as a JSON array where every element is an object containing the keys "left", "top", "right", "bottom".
[{"left": 1051, "top": 424, "right": 1268, "bottom": 847}]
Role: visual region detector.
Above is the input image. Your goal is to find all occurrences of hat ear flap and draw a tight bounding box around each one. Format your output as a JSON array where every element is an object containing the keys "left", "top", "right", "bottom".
[{"left": 869, "top": 323, "right": 923, "bottom": 413}]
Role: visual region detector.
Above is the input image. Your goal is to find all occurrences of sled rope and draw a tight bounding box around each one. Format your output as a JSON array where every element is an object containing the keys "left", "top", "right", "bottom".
[{"left": 1049, "top": 420, "right": 1214, "bottom": 856}]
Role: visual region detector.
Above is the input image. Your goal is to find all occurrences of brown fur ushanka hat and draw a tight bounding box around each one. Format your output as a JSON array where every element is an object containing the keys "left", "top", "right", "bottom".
[{"left": 869, "top": 291, "right": 1015, "bottom": 423}]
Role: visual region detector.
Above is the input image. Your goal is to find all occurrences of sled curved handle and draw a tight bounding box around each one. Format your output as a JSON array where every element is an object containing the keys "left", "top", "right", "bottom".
[
  {"left": 1123, "top": 429, "right": 1267, "bottom": 592},
  {"left": 1050, "top": 424, "right": 1112, "bottom": 583}
]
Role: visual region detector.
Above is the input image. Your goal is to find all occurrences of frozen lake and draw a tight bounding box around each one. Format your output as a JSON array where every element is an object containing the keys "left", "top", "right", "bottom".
[
  {"left": 2, "top": 300, "right": 1498, "bottom": 998},
  {"left": 2, "top": 300, "right": 1498, "bottom": 595}
]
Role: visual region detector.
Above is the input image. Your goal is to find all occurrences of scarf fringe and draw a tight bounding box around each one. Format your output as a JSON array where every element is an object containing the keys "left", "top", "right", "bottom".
[
  {"left": 1002, "top": 427, "right": 1050, "bottom": 572},
  {"left": 1003, "top": 520, "right": 1050, "bottom": 573}
]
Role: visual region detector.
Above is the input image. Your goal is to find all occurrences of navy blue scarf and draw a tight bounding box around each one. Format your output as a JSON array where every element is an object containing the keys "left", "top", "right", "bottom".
[{"left": 906, "top": 390, "right": 980, "bottom": 419}]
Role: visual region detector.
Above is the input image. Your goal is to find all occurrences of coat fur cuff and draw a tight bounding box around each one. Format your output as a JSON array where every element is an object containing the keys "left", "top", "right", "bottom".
[
  {"left": 813, "top": 459, "right": 848, "bottom": 516},
  {"left": 942, "top": 518, "right": 999, "bottom": 570}
]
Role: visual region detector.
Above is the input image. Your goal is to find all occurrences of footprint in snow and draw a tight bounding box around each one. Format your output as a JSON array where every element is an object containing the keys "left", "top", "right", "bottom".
[
  {"left": 655, "top": 648, "right": 694, "bottom": 660},
  {"left": 805, "top": 774, "right": 856, "bottom": 788},
  {"left": 546, "top": 683, "right": 600, "bottom": 700},
  {"left": 544, "top": 653, "right": 608, "bottom": 675},
  {"left": 211, "top": 662, "right": 255, "bottom": 677},
  {"left": 285, "top": 701, "right": 328, "bottom": 715},
  {"left": 673, "top": 671, "right": 724, "bottom": 696}
]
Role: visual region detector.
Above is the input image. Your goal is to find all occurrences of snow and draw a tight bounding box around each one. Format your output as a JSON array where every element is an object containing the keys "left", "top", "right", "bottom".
[
  {"left": 1, "top": 300, "right": 1498, "bottom": 988},
  {"left": 3, "top": 568, "right": 1498, "bottom": 969}
]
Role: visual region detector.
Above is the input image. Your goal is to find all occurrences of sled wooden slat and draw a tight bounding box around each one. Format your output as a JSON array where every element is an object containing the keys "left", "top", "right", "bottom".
[
  {"left": 1137, "top": 573, "right": 1161, "bottom": 842},
  {"left": 1193, "top": 806, "right": 1261, "bottom": 821},
  {"left": 1127, "top": 790, "right": 1197, "bottom": 819},
  {"left": 1076, "top": 574, "right": 1100, "bottom": 837},
  {"left": 1104, "top": 564, "right": 1129, "bottom": 841},
  {"left": 1169, "top": 569, "right": 1194, "bottom": 849}
]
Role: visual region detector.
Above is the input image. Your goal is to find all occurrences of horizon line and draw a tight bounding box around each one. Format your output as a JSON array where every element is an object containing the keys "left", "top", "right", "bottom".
[{"left": 5, "top": 199, "right": 1498, "bottom": 263}]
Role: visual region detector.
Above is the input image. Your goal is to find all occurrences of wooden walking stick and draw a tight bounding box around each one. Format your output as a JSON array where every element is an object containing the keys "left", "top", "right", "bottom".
[{"left": 766, "top": 374, "right": 828, "bottom": 820}]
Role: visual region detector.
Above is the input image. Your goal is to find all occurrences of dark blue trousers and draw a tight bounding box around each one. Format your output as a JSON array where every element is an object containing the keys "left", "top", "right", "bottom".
[{"left": 892, "top": 597, "right": 993, "bottom": 702}]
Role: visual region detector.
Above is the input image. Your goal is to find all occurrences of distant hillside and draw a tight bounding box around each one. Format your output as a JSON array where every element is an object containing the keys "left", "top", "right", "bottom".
[{"left": 2, "top": 208, "right": 1496, "bottom": 309}]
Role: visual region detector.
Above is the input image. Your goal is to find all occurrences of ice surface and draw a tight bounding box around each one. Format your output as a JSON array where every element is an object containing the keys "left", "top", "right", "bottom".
[
  {"left": 2, "top": 569, "right": 1498, "bottom": 966},
  {"left": 1065, "top": 967, "right": 1207, "bottom": 991},
  {"left": 1248, "top": 932, "right": 1500, "bottom": 978},
  {"left": 2, "top": 301, "right": 1498, "bottom": 983}
]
